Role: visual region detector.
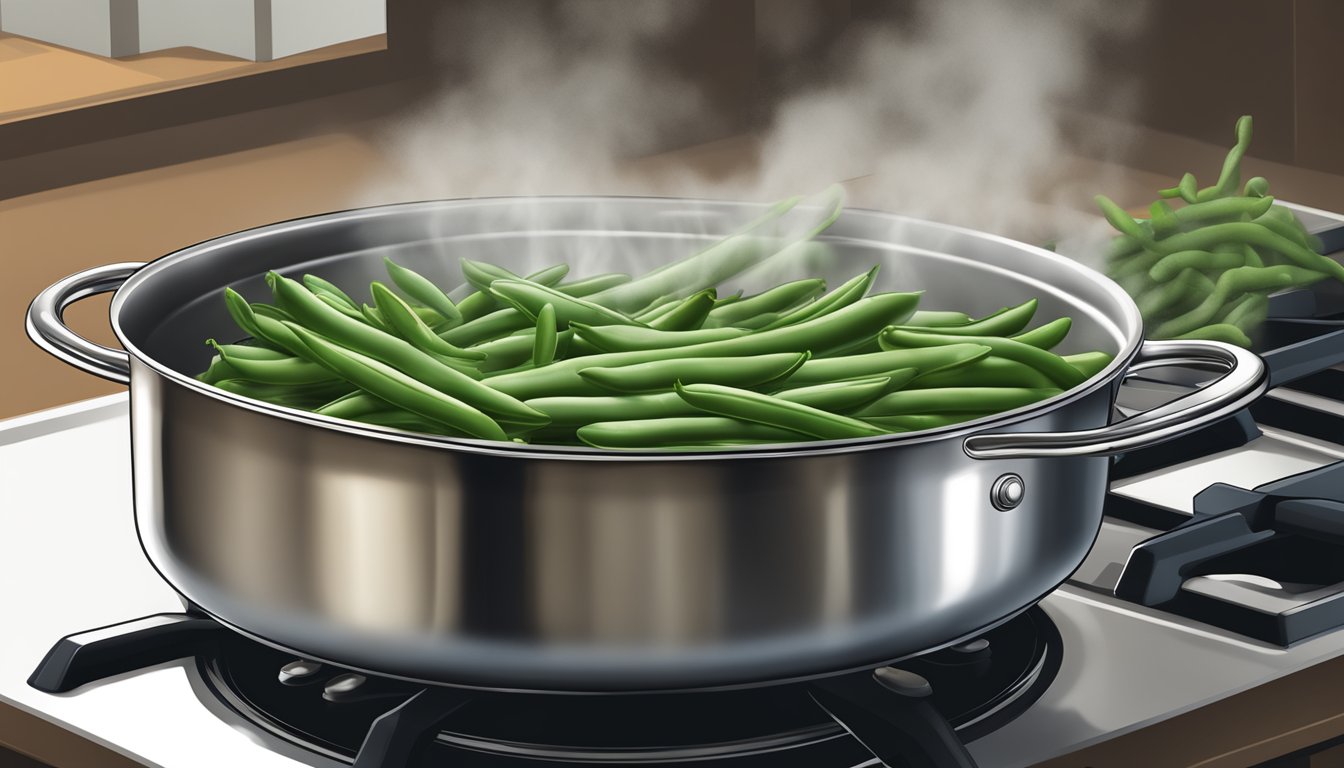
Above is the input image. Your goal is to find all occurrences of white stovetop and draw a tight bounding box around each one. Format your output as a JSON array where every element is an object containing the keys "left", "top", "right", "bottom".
[{"left": 5, "top": 395, "right": 1344, "bottom": 768}]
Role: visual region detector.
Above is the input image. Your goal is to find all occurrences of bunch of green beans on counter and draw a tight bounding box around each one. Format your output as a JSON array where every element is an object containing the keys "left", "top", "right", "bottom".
[
  {"left": 196, "top": 189, "right": 1115, "bottom": 449},
  {"left": 1097, "top": 115, "right": 1342, "bottom": 347}
]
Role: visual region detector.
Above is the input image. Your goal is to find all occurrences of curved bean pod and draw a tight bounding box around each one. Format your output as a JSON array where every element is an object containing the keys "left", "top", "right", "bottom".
[
  {"left": 906, "top": 356, "right": 1055, "bottom": 389},
  {"left": 650, "top": 289, "right": 716, "bottom": 331},
  {"left": 383, "top": 258, "right": 463, "bottom": 326},
  {"left": 1174, "top": 323, "right": 1251, "bottom": 347},
  {"left": 674, "top": 382, "right": 886, "bottom": 440},
  {"left": 490, "top": 279, "right": 639, "bottom": 328},
  {"left": 789, "top": 344, "right": 990, "bottom": 386},
  {"left": 370, "top": 282, "right": 486, "bottom": 360},
  {"left": 905, "top": 310, "right": 973, "bottom": 327},
  {"left": 1148, "top": 249, "right": 1246, "bottom": 282},
  {"left": 879, "top": 329, "right": 1084, "bottom": 388},
  {"left": 269, "top": 273, "right": 546, "bottom": 424},
  {"left": 578, "top": 352, "right": 809, "bottom": 394},
  {"left": 576, "top": 417, "right": 806, "bottom": 449},
  {"left": 1010, "top": 317, "right": 1072, "bottom": 350},
  {"left": 758, "top": 267, "right": 877, "bottom": 330},
  {"left": 1152, "top": 265, "right": 1327, "bottom": 338},
  {"left": 303, "top": 274, "right": 358, "bottom": 308},
  {"left": 533, "top": 304, "right": 558, "bottom": 366},
  {"left": 283, "top": 323, "right": 508, "bottom": 440},
  {"left": 703, "top": 279, "right": 827, "bottom": 327},
  {"left": 891, "top": 299, "right": 1038, "bottom": 338}
]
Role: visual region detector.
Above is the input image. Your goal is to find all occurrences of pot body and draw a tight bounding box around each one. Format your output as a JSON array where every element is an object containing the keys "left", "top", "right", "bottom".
[
  {"left": 33, "top": 197, "right": 1250, "bottom": 692},
  {"left": 131, "top": 360, "right": 1111, "bottom": 691}
]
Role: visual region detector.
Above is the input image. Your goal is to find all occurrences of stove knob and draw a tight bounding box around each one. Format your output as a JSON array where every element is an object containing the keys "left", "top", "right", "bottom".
[
  {"left": 278, "top": 660, "right": 324, "bottom": 685},
  {"left": 323, "top": 673, "right": 368, "bottom": 702},
  {"left": 873, "top": 666, "right": 933, "bottom": 698},
  {"left": 991, "top": 474, "right": 1025, "bottom": 511},
  {"left": 950, "top": 638, "right": 990, "bottom": 654}
]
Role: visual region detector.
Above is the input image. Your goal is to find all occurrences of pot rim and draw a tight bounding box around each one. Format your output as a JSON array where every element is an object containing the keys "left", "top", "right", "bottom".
[{"left": 109, "top": 195, "right": 1142, "bottom": 462}]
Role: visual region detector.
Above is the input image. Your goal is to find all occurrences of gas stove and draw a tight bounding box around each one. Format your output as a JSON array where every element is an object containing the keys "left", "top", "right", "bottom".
[{"left": 5, "top": 202, "right": 1344, "bottom": 768}]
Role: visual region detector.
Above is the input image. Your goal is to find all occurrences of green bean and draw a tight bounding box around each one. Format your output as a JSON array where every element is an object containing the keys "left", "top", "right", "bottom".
[
  {"left": 892, "top": 299, "right": 1038, "bottom": 338},
  {"left": 1253, "top": 206, "right": 1324, "bottom": 254},
  {"left": 579, "top": 352, "right": 809, "bottom": 394},
  {"left": 490, "top": 279, "right": 638, "bottom": 328},
  {"left": 1178, "top": 172, "right": 1199, "bottom": 203},
  {"left": 1136, "top": 268, "right": 1215, "bottom": 320},
  {"left": 1148, "top": 249, "right": 1246, "bottom": 282},
  {"left": 1153, "top": 265, "right": 1328, "bottom": 338},
  {"left": 212, "top": 378, "right": 355, "bottom": 407},
  {"left": 208, "top": 343, "right": 291, "bottom": 361},
  {"left": 487, "top": 292, "right": 921, "bottom": 400},
  {"left": 674, "top": 382, "right": 886, "bottom": 440},
  {"left": 905, "top": 310, "right": 973, "bottom": 327},
  {"left": 879, "top": 329, "right": 1084, "bottom": 388},
  {"left": 473, "top": 329, "right": 575, "bottom": 373},
  {"left": 1157, "top": 173, "right": 1199, "bottom": 203},
  {"left": 1173, "top": 195, "right": 1276, "bottom": 231},
  {"left": 1095, "top": 195, "right": 1152, "bottom": 241},
  {"left": 567, "top": 325, "right": 752, "bottom": 353},
  {"left": 906, "top": 356, "right": 1055, "bottom": 389},
  {"left": 249, "top": 303, "right": 294, "bottom": 323},
  {"left": 862, "top": 413, "right": 978, "bottom": 431},
  {"left": 440, "top": 307, "right": 535, "bottom": 347},
  {"left": 303, "top": 275, "right": 358, "bottom": 309},
  {"left": 383, "top": 258, "right": 463, "bottom": 326},
  {"left": 759, "top": 267, "right": 877, "bottom": 330},
  {"left": 555, "top": 272, "right": 631, "bottom": 297},
  {"left": 360, "top": 304, "right": 394, "bottom": 333},
  {"left": 650, "top": 289, "right": 716, "bottom": 331},
  {"left": 268, "top": 273, "right": 545, "bottom": 424},
  {"left": 315, "top": 391, "right": 388, "bottom": 419},
  {"left": 207, "top": 339, "right": 339, "bottom": 384},
  {"left": 451, "top": 263, "right": 575, "bottom": 325},
  {"left": 1195, "top": 115, "right": 1253, "bottom": 202},
  {"left": 527, "top": 393, "right": 695, "bottom": 426},
  {"left": 1106, "top": 234, "right": 1145, "bottom": 261},
  {"left": 788, "top": 344, "right": 991, "bottom": 386},
  {"left": 853, "top": 387, "right": 1062, "bottom": 417},
  {"left": 1174, "top": 323, "right": 1251, "bottom": 347},
  {"left": 703, "top": 279, "right": 827, "bottom": 328},
  {"left": 1221, "top": 293, "right": 1269, "bottom": 333},
  {"left": 1108, "top": 250, "right": 1163, "bottom": 281},
  {"left": 576, "top": 417, "right": 807, "bottom": 449},
  {"left": 773, "top": 373, "right": 910, "bottom": 412},
  {"left": 196, "top": 355, "right": 239, "bottom": 384},
  {"left": 632, "top": 296, "right": 681, "bottom": 323},
  {"left": 283, "top": 323, "right": 507, "bottom": 440},
  {"left": 459, "top": 259, "right": 570, "bottom": 295},
  {"left": 1010, "top": 317, "right": 1072, "bottom": 350},
  {"left": 223, "top": 289, "right": 284, "bottom": 350},
  {"left": 350, "top": 409, "right": 469, "bottom": 436},
  {"left": 370, "top": 282, "right": 486, "bottom": 361},
  {"left": 525, "top": 374, "right": 901, "bottom": 429},
  {"left": 1063, "top": 351, "right": 1115, "bottom": 379},
  {"left": 585, "top": 195, "right": 806, "bottom": 312},
  {"left": 317, "top": 293, "right": 367, "bottom": 321},
  {"left": 1244, "top": 177, "right": 1270, "bottom": 198},
  {"left": 1144, "top": 223, "right": 1344, "bottom": 281},
  {"left": 1149, "top": 200, "right": 1180, "bottom": 238},
  {"left": 533, "top": 304, "right": 558, "bottom": 366},
  {"left": 1238, "top": 243, "right": 1264, "bottom": 268}
]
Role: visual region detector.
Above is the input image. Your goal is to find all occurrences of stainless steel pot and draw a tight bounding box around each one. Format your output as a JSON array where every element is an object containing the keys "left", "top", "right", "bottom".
[{"left": 28, "top": 197, "right": 1265, "bottom": 693}]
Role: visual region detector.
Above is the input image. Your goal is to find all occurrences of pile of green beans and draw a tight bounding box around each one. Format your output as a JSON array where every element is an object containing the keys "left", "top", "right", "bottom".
[
  {"left": 197, "top": 192, "right": 1115, "bottom": 449},
  {"left": 1098, "top": 115, "right": 1339, "bottom": 347}
]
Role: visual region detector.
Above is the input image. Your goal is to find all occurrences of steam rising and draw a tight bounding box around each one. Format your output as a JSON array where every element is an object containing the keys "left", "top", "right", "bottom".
[{"left": 361, "top": 0, "right": 1147, "bottom": 255}]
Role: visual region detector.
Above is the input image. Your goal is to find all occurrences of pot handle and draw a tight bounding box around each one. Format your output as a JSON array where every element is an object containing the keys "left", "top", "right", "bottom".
[
  {"left": 963, "top": 339, "right": 1268, "bottom": 459},
  {"left": 26, "top": 263, "right": 145, "bottom": 385}
]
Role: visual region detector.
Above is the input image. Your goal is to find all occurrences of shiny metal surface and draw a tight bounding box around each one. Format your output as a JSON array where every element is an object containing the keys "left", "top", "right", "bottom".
[
  {"left": 26, "top": 262, "right": 142, "bottom": 384},
  {"left": 962, "top": 340, "right": 1267, "bottom": 458},
  {"left": 26, "top": 196, "right": 1240, "bottom": 692}
]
